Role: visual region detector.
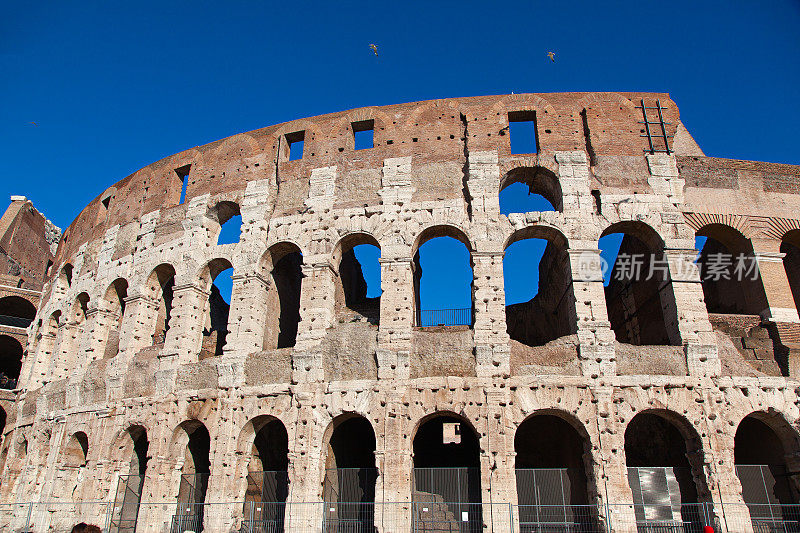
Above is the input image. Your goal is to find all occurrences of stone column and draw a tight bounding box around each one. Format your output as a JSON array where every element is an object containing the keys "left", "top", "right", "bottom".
[
  {"left": 664, "top": 247, "right": 721, "bottom": 376},
  {"left": 293, "top": 263, "right": 335, "bottom": 383},
  {"left": 485, "top": 387, "right": 516, "bottom": 531},
  {"left": 106, "top": 294, "right": 159, "bottom": 400},
  {"left": 569, "top": 247, "right": 616, "bottom": 377},
  {"left": 162, "top": 283, "right": 209, "bottom": 365},
  {"left": 224, "top": 272, "right": 271, "bottom": 357},
  {"left": 376, "top": 390, "right": 412, "bottom": 530},
  {"left": 472, "top": 252, "right": 510, "bottom": 378},
  {"left": 592, "top": 386, "right": 637, "bottom": 533},
  {"left": 286, "top": 391, "right": 324, "bottom": 530},
  {"left": 376, "top": 258, "right": 413, "bottom": 379}
]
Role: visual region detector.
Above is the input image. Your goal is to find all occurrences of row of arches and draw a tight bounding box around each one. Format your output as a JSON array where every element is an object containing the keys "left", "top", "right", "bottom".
[
  {"left": 37, "top": 218, "right": 800, "bottom": 383},
  {"left": 50, "top": 408, "right": 800, "bottom": 532}
]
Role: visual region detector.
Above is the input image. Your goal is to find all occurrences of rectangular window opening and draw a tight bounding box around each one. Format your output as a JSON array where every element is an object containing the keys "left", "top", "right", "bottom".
[
  {"left": 175, "top": 164, "right": 191, "bottom": 205},
  {"left": 508, "top": 110, "right": 538, "bottom": 154},
  {"left": 352, "top": 119, "right": 374, "bottom": 150},
  {"left": 285, "top": 130, "right": 305, "bottom": 161}
]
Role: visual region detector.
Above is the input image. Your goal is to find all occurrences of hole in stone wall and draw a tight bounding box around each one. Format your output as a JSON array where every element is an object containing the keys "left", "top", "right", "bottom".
[
  {"left": 499, "top": 167, "right": 562, "bottom": 215},
  {"left": 246, "top": 417, "right": 289, "bottom": 515},
  {"left": 515, "top": 414, "right": 591, "bottom": 526},
  {"left": 263, "top": 244, "right": 303, "bottom": 350},
  {"left": 735, "top": 415, "right": 800, "bottom": 512},
  {"left": 324, "top": 415, "right": 376, "bottom": 528},
  {"left": 508, "top": 110, "right": 538, "bottom": 154},
  {"left": 625, "top": 411, "right": 711, "bottom": 526},
  {"left": 352, "top": 120, "right": 374, "bottom": 150},
  {"left": 413, "top": 414, "right": 481, "bottom": 517},
  {"left": 600, "top": 223, "right": 680, "bottom": 346},
  {"left": 214, "top": 202, "right": 242, "bottom": 246},
  {"left": 334, "top": 234, "right": 381, "bottom": 325},
  {"left": 504, "top": 230, "right": 576, "bottom": 347},
  {"left": 175, "top": 165, "right": 191, "bottom": 205},
  {"left": 413, "top": 229, "right": 473, "bottom": 328},
  {"left": 285, "top": 130, "right": 305, "bottom": 161},
  {"left": 0, "top": 335, "right": 23, "bottom": 389},
  {"left": 201, "top": 261, "right": 232, "bottom": 358}
]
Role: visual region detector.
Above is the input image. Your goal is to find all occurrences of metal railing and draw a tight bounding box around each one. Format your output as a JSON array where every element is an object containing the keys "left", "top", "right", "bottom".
[
  {"left": 0, "top": 314, "right": 33, "bottom": 328},
  {"left": 3, "top": 500, "right": 800, "bottom": 532},
  {"left": 418, "top": 308, "right": 472, "bottom": 327}
]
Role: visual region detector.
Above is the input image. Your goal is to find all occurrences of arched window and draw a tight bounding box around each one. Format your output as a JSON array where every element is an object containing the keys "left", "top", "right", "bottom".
[
  {"left": 696, "top": 224, "right": 767, "bottom": 315},
  {"left": 199, "top": 259, "right": 233, "bottom": 358},
  {"left": 333, "top": 234, "right": 381, "bottom": 325},
  {"left": 64, "top": 431, "right": 89, "bottom": 468},
  {"left": 499, "top": 166, "right": 562, "bottom": 216},
  {"left": 0, "top": 335, "right": 23, "bottom": 389},
  {"left": 515, "top": 414, "right": 596, "bottom": 530},
  {"left": 0, "top": 296, "right": 36, "bottom": 328},
  {"left": 101, "top": 279, "right": 127, "bottom": 359},
  {"left": 413, "top": 413, "right": 481, "bottom": 531},
  {"left": 600, "top": 222, "right": 680, "bottom": 346},
  {"left": 262, "top": 243, "right": 303, "bottom": 349},
  {"left": 625, "top": 411, "right": 711, "bottom": 529},
  {"left": 413, "top": 227, "right": 473, "bottom": 327},
  {"left": 781, "top": 230, "right": 800, "bottom": 316},
  {"left": 504, "top": 227, "right": 576, "bottom": 349},
  {"left": 735, "top": 413, "right": 800, "bottom": 529},
  {"left": 323, "top": 414, "right": 376, "bottom": 531},
  {"left": 243, "top": 416, "right": 289, "bottom": 532},
  {"left": 147, "top": 264, "right": 176, "bottom": 344},
  {"left": 214, "top": 201, "right": 242, "bottom": 246}
]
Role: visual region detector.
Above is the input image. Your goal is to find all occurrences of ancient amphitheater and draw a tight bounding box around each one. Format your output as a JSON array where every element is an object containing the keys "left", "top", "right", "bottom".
[{"left": 1, "top": 92, "right": 800, "bottom": 532}]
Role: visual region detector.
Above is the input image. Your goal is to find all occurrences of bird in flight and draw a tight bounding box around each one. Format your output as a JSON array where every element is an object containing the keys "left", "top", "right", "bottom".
[
  {"left": 29, "top": 121, "right": 37, "bottom": 127},
  {"left": 369, "top": 43, "right": 379, "bottom": 57},
  {"left": 547, "top": 51, "right": 555, "bottom": 62}
]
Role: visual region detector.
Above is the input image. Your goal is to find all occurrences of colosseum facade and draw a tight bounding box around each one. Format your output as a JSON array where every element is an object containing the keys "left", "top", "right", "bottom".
[{"left": 2, "top": 92, "right": 800, "bottom": 532}]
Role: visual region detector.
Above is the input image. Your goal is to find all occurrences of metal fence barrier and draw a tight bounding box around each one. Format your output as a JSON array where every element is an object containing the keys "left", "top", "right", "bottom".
[
  {"left": 418, "top": 308, "right": 472, "bottom": 327},
  {"left": 2, "top": 500, "right": 800, "bottom": 532}
]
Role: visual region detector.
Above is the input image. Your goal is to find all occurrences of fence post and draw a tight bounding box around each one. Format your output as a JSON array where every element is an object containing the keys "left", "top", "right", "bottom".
[{"left": 25, "top": 502, "right": 32, "bottom": 532}]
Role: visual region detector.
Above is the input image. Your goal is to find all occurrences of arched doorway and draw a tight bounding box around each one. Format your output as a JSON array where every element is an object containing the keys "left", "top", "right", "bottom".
[
  {"left": 172, "top": 422, "right": 211, "bottom": 532},
  {"left": 242, "top": 416, "right": 289, "bottom": 532},
  {"left": 735, "top": 413, "right": 800, "bottom": 529},
  {"left": 323, "top": 414, "right": 377, "bottom": 531},
  {"left": 515, "top": 414, "right": 596, "bottom": 530},
  {"left": 625, "top": 411, "right": 712, "bottom": 530},
  {"left": 412, "top": 413, "right": 482, "bottom": 531},
  {"left": 0, "top": 335, "right": 23, "bottom": 389},
  {"left": 109, "top": 426, "right": 148, "bottom": 532}
]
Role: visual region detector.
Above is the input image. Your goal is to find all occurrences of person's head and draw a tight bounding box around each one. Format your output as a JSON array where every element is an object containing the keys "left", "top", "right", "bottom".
[{"left": 71, "top": 523, "right": 101, "bottom": 533}]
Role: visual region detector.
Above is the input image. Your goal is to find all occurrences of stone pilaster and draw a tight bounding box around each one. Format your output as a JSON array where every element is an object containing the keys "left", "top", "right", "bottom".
[
  {"left": 376, "top": 258, "right": 413, "bottom": 380},
  {"left": 472, "top": 251, "right": 510, "bottom": 377}
]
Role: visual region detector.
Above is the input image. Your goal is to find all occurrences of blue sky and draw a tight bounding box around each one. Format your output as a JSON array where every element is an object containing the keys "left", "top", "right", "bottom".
[{"left": 2, "top": 1, "right": 798, "bottom": 306}]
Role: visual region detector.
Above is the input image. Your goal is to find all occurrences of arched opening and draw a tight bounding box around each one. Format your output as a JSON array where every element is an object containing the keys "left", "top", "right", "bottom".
[
  {"left": 735, "top": 414, "right": 800, "bottom": 528},
  {"left": 173, "top": 422, "right": 211, "bottom": 532},
  {"left": 625, "top": 411, "right": 711, "bottom": 529},
  {"left": 199, "top": 259, "right": 233, "bottom": 358},
  {"left": 214, "top": 201, "right": 242, "bottom": 246},
  {"left": 64, "top": 431, "right": 89, "bottom": 468},
  {"left": 243, "top": 416, "right": 289, "bottom": 532},
  {"left": 499, "top": 166, "right": 562, "bottom": 215},
  {"left": 262, "top": 243, "right": 303, "bottom": 350},
  {"left": 59, "top": 293, "right": 89, "bottom": 377},
  {"left": 323, "top": 414, "right": 377, "bottom": 531},
  {"left": 333, "top": 234, "right": 381, "bottom": 325},
  {"left": 781, "top": 231, "right": 800, "bottom": 317},
  {"left": 504, "top": 227, "right": 576, "bottom": 348},
  {"left": 413, "top": 413, "right": 482, "bottom": 531},
  {"left": 148, "top": 264, "right": 176, "bottom": 345},
  {"left": 109, "top": 426, "right": 149, "bottom": 532},
  {"left": 413, "top": 227, "right": 474, "bottom": 327},
  {"left": 696, "top": 224, "right": 768, "bottom": 316},
  {"left": 515, "top": 414, "right": 597, "bottom": 529},
  {"left": 102, "top": 279, "right": 127, "bottom": 359},
  {"left": 60, "top": 264, "right": 73, "bottom": 288},
  {"left": 0, "top": 335, "right": 23, "bottom": 389},
  {"left": 600, "top": 222, "right": 680, "bottom": 346},
  {"left": 0, "top": 296, "right": 36, "bottom": 328}
]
